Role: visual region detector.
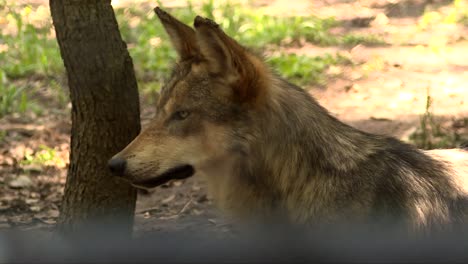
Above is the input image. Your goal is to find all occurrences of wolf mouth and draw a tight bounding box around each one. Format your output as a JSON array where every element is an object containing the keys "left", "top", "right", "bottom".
[{"left": 134, "top": 165, "right": 195, "bottom": 188}]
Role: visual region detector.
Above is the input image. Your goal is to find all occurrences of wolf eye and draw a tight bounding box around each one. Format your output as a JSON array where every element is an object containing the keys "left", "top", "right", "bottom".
[{"left": 172, "top": 110, "right": 190, "bottom": 120}]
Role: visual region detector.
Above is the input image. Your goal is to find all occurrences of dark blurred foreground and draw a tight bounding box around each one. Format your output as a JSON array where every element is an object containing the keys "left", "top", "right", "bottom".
[{"left": 1, "top": 222, "right": 468, "bottom": 263}]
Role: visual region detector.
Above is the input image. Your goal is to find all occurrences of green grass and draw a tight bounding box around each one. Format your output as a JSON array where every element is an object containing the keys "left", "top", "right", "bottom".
[
  {"left": 115, "top": 2, "right": 342, "bottom": 84},
  {"left": 340, "top": 34, "right": 386, "bottom": 47},
  {"left": 267, "top": 53, "right": 352, "bottom": 86},
  {"left": 419, "top": 0, "right": 468, "bottom": 29},
  {"left": 0, "top": 70, "right": 27, "bottom": 117},
  {"left": 0, "top": 130, "right": 6, "bottom": 143},
  {"left": 0, "top": 0, "right": 384, "bottom": 118},
  {"left": 0, "top": 3, "right": 63, "bottom": 117},
  {"left": 116, "top": 1, "right": 373, "bottom": 92},
  {"left": 448, "top": 0, "right": 468, "bottom": 25},
  {"left": 0, "top": 5, "right": 62, "bottom": 78}
]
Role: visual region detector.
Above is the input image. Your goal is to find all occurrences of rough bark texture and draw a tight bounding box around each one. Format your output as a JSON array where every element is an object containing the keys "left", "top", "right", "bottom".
[{"left": 50, "top": 0, "right": 140, "bottom": 238}]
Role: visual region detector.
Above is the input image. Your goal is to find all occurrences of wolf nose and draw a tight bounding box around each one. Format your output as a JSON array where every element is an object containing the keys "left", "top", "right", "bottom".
[{"left": 108, "top": 157, "right": 127, "bottom": 176}]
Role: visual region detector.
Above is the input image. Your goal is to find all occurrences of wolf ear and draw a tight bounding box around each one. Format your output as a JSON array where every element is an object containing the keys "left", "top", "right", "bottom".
[
  {"left": 193, "top": 16, "right": 267, "bottom": 102},
  {"left": 154, "top": 7, "right": 199, "bottom": 60}
]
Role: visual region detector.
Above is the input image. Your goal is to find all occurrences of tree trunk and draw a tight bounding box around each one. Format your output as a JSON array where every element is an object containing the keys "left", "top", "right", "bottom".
[{"left": 50, "top": 0, "right": 140, "bottom": 238}]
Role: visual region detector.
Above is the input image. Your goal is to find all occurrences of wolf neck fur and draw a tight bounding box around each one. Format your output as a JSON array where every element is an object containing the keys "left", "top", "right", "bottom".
[
  {"left": 257, "top": 77, "right": 379, "bottom": 175},
  {"left": 218, "top": 77, "right": 383, "bottom": 222}
]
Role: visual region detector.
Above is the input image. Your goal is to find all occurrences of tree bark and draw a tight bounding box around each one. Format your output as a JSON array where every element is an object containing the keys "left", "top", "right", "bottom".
[{"left": 50, "top": 0, "right": 140, "bottom": 238}]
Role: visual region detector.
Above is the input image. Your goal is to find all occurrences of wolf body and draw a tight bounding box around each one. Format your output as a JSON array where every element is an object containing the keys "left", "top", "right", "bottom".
[{"left": 108, "top": 8, "right": 468, "bottom": 233}]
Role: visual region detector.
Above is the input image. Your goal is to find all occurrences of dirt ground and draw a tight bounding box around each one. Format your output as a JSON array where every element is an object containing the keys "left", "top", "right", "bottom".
[{"left": 0, "top": 0, "right": 467, "bottom": 236}]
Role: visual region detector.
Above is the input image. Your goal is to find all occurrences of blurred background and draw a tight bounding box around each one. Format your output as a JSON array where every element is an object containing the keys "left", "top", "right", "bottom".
[{"left": 0, "top": 0, "right": 467, "bottom": 235}]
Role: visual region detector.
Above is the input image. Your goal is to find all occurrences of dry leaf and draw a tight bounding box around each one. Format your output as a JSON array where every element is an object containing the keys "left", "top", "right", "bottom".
[
  {"left": 162, "top": 194, "right": 175, "bottom": 204},
  {"left": 192, "top": 209, "right": 203, "bottom": 216},
  {"left": 25, "top": 198, "right": 39, "bottom": 204},
  {"left": 48, "top": 209, "right": 60, "bottom": 218},
  {"left": 42, "top": 219, "right": 56, "bottom": 225},
  {"left": 8, "top": 175, "right": 34, "bottom": 189},
  {"left": 172, "top": 180, "right": 183, "bottom": 187},
  {"left": 159, "top": 215, "right": 179, "bottom": 220}
]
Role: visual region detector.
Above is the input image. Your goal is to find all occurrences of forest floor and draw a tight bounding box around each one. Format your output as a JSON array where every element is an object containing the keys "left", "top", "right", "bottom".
[{"left": 0, "top": 0, "right": 467, "bottom": 236}]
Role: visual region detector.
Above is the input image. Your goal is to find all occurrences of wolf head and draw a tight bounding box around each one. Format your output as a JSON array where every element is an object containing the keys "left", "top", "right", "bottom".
[{"left": 108, "top": 7, "right": 271, "bottom": 189}]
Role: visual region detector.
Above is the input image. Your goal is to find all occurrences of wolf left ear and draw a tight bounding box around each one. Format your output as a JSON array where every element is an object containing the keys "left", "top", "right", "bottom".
[
  {"left": 154, "top": 7, "right": 199, "bottom": 60},
  {"left": 193, "top": 16, "right": 267, "bottom": 103}
]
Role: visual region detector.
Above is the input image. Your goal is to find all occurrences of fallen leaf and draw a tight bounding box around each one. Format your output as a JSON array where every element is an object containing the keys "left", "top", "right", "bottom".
[
  {"left": 10, "top": 145, "right": 33, "bottom": 161},
  {"left": 162, "top": 194, "right": 175, "bottom": 204},
  {"left": 192, "top": 209, "right": 203, "bottom": 215},
  {"left": 30, "top": 206, "right": 41, "bottom": 212},
  {"left": 47, "top": 209, "right": 59, "bottom": 218},
  {"left": 8, "top": 175, "right": 34, "bottom": 189},
  {"left": 172, "top": 180, "right": 183, "bottom": 187},
  {"left": 25, "top": 198, "right": 39, "bottom": 204},
  {"left": 371, "top": 13, "right": 389, "bottom": 27},
  {"left": 159, "top": 215, "right": 179, "bottom": 220},
  {"left": 33, "top": 213, "right": 48, "bottom": 219},
  {"left": 9, "top": 215, "right": 32, "bottom": 224},
  {"left": 0, "top": 215, "right": 8, "bottom": 222},
  {"left": 0, "top": 156, "right": 14, "bottom": 166},
  {"left": 42, "top": 219, "right": 56, "bottom": 225}
]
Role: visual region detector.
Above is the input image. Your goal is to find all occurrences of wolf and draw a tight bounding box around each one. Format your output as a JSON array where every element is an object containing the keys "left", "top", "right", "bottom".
[{"left": 108, "top": 7, "right": 468, "bottom": 233}]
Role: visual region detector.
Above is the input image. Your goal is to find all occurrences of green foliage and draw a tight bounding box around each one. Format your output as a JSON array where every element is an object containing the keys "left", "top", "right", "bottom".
[
  {"left": 115, "top": 2, "right": 340, "bottom": 84},
  {"left": 115, "top": 1, "right": 367, "bottom": 95},
  {"left": 419, "top": 0, "right": 468, "bottom": 29},
  {"left": 0, "top": 3, "right": 63, "bottom": 117},
  {"left": 340, "top": 34, "right": 386, "bottom": 47},
  {"left": 20, "top": 145, "right": 57, "bottom": 166},
  {"left": 267, "top": 53, "right": 351, "bottom": 86},
  {"left": 0, "top": 70, "right": 27, "bottom": 117},
  {"left": 213, "top": 7, "right": 339, "bottom": 47},
  {"left": 0, "top": 130, "right": 6, "bottom": 143},
  {"left": 451, "top": 0, "right": 468, "bottom": 25},
  {"left": 0, "top": 5, "right": 62, "bottom": 78},
  {"left": 1, "top": 0, "right": 383, "bottom": 117}
]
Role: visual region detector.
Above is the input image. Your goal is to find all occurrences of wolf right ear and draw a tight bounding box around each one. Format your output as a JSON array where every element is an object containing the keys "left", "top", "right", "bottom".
[
  {"left": 154, "top": 7, "right": 199, "bottom": 60},
  {"left": 193, "top": 16, "right": 268, "bottom": 103}
]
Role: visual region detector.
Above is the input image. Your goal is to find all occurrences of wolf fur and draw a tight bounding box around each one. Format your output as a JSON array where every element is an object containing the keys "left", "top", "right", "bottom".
[{"left": 109, "top": 7, "right": 468, "bottom": 233}]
